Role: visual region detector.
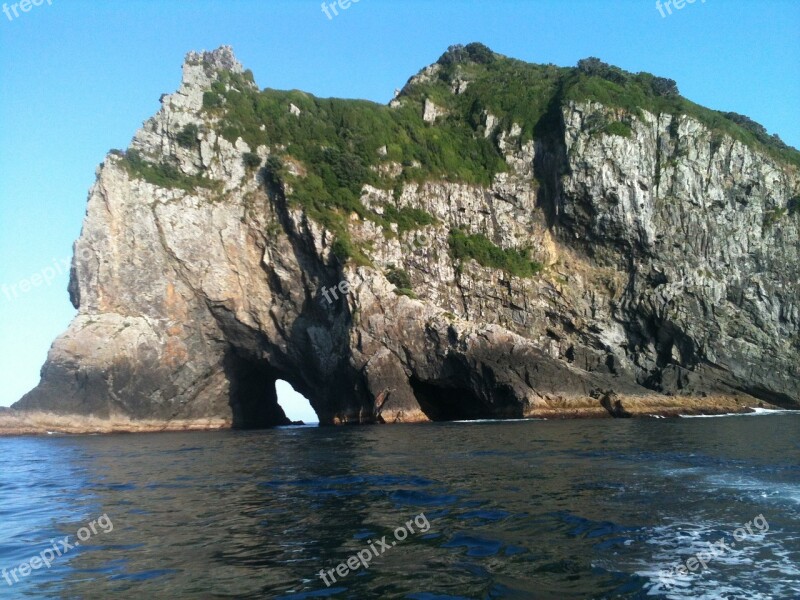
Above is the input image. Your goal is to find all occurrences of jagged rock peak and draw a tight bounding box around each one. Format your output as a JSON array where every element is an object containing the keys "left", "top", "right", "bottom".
[
  {"left": 135, "top": 45, "right": 253, "bottom": 138},
  {"left": 171, "top": 45, "right": 253, "bottom": 111},
  {"left": 184, "top": 45, "right": 243, "bottom": 75}
]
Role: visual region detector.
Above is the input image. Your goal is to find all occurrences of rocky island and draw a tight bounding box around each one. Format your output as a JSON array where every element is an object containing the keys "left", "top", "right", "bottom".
[{"left": 6, "top": 44, "right": 799, "bottom": 433}]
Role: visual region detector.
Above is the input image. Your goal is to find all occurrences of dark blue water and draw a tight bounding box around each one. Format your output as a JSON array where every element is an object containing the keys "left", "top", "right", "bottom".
[{"left": 1, "top": 413, "right": 799, "bottom": 599}]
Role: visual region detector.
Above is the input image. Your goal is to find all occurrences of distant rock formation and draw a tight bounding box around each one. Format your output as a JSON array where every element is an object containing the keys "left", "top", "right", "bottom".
[{"left": 13, "top": 45, "right": 799, "bottom": 429}]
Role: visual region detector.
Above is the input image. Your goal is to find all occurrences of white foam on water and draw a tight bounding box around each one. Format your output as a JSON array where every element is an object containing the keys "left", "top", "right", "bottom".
[
  {"left": 749, "top": 407, "right": 794, "bottom": 415},
  {"left": 630, "top": 517, "right": 800, "bottom": 599},
  {"left": 703, "top": 473, "right": 800, "bottom": 506},
  {"left": 680, "top": 412, "right": 745, "bottom": 419},
  {"left": 680, "top": 407, "right": 797, "bottom": 419},
  {"left": 451, "top": 418, "right": 547, "bottom": 423}
]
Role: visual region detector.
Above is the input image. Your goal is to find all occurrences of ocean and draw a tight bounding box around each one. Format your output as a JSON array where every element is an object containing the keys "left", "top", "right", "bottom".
[{"left": 1, "top": 412, "right": 799, "bottom": 598}]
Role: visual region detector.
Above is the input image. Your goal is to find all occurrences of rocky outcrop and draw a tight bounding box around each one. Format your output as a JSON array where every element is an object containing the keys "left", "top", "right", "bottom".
[{"left": 13, "top": 46, "right": 800, "bottom": 428}]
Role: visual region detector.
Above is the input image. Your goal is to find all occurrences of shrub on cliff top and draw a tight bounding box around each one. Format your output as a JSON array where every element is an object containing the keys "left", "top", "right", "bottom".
[
  {"left": 437, "top": 42, "right": 496, "bottom": 66},
  {"left": 577, "top": 57, "right": 629, "bottom": 86}
]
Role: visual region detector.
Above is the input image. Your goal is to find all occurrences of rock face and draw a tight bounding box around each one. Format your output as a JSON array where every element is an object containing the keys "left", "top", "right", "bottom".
[{"left": 15, "top": 46, "right": 800, "bottom": 427}]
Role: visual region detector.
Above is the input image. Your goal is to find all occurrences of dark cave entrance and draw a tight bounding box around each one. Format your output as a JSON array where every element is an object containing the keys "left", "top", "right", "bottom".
[
  {"left": 225, "top": 352, "right": 319, "bottom": 429},
  {"left": 410, "top": 377, "right": 522, "bottom": 422}
]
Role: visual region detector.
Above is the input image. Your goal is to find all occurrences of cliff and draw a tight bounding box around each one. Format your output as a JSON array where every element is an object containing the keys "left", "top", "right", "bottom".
[{"left": 13, "top": 44, "right": 800, "bottom": 428}]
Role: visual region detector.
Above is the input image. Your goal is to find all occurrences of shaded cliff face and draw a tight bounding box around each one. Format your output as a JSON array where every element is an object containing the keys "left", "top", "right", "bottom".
[{"left": 15, "top": 45, "right": 800, "bottom": 426}]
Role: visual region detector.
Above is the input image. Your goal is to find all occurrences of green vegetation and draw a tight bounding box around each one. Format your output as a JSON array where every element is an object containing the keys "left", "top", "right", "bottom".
[
  {"left": 191, "top": 45, "right": 799, "bottom": 264},
  {"left": 563, "top": 58, "right": 800, "bottom": 167},
  {"left": 386, "top": 267, "right": 417, "bottom": 298},
  {"left": 176, "top": 123, "right": 199, "bottom": 149},
  {"left": 386, "top": 266, "right": 412, "bottom": 289},
  {"left": 763, "top": 196, "right": 800, "bottom": 228},
  {"left": 199, "top": 69, "right": 507, "bottom": 263},
  {"left": 437, "top": 42, "right": 497, "bottom": 67},
  {"left": 411, "top": 52, "right": 567, "bottom": 144},
  {"left": 242, "top": 152, "right": 261, "bottom": 168},
  {"left": 448, "top": 228, "right": 542, "bottom": 278},
  {"left": 403, "top": 49, "right": 798, "bottom": 166},
  {"left": 763, "top": 207, "right": 787, "bottom": 229},
  {"left": 603, "top": 121, "right": 633, "bottom": 138},
  {"left": 263, "top": 155, "right": 284, "bottom": 187},
  {"left": 394, "top": 288, "right": 418, "bottom": 299},
  {"left": 576, "top": 57, "right": 678, "bottom": 98},
  {"left": 117, "top": 150, "right": 217, "bottom": 192},
  {"left": 722, "top": 112, "right": 792, "bottom": 151},
  {"left": 788, "top": 196, "right": 800, "bottom": 216},
  {"left": 381, "top": 205, "right": 437, "bottom": 235},
  {"left": 202, "top": 71, "right": 507, "bottom": 187},
  {"left": 202, "top": 91, "right": 224, "bottom": 109}
]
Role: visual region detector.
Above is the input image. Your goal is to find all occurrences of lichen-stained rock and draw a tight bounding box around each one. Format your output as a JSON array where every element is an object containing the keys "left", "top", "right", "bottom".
[
  {"left": 557, "top": 102, "right": 799, "bottom": 405},
  {"left": 14, "top": 46, "right": 800, "bottom": 429}
]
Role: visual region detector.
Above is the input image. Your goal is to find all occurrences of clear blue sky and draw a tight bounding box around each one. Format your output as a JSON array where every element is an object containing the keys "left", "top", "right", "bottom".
[{"left": 1, "top": 0, "right": 798, "bottom": 420}]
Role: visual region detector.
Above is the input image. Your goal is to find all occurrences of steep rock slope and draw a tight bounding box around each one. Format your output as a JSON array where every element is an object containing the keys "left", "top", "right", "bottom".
[{"left": 15, "top": 45, "right": 800, "bottom": 426}]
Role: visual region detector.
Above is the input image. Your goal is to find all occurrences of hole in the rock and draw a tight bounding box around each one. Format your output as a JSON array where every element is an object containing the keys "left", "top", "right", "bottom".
[
  {"left": 275, "top": 379, "right": 318, "bottom": 425},
  {"left": 226, "top": 352, "right": 320, "bottom": 429}
]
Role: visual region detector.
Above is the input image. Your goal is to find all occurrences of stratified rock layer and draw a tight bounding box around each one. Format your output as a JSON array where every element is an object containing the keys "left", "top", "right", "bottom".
[{"left": 15, "top": 47, "right": 799, "bottom": 427}]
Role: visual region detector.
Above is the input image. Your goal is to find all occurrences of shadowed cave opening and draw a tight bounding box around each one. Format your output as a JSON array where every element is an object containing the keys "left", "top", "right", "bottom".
[
  {"left": 410, "top": 377, "right": 522, "bottom": 422},
  {"left": 225, "top": 353, "right": 319, "bottom": 429}
]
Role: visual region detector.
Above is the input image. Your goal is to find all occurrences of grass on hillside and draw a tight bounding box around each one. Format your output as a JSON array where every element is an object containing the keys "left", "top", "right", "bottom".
[{"left": 129, "top": 44, "right": 799, "bottom": 268}]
